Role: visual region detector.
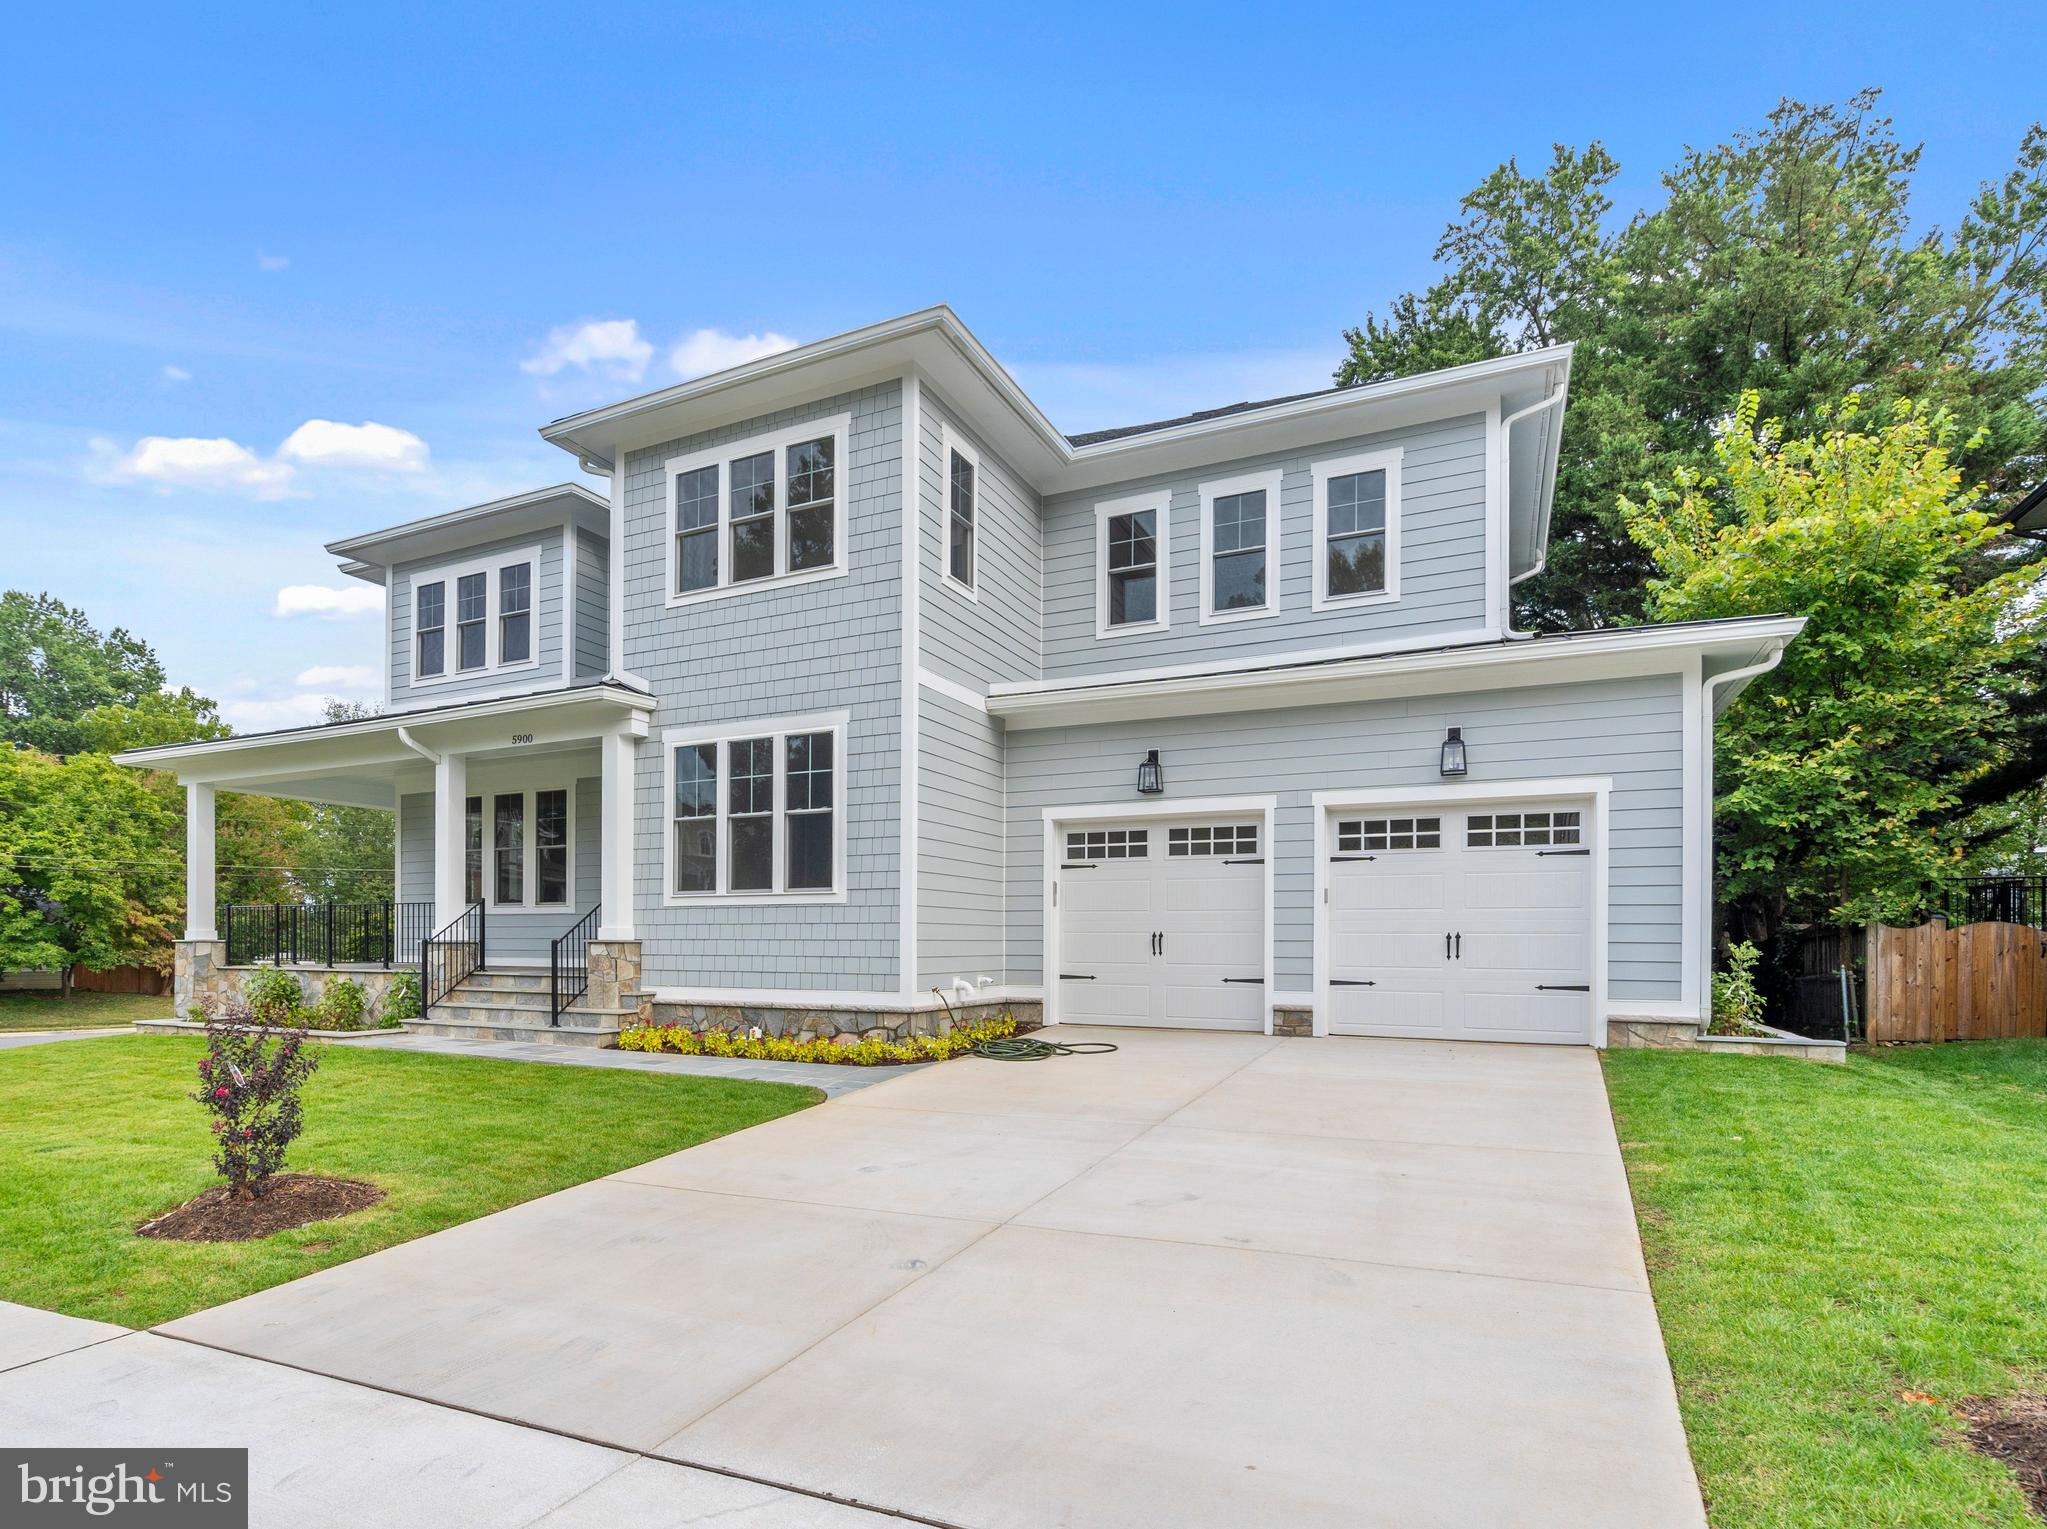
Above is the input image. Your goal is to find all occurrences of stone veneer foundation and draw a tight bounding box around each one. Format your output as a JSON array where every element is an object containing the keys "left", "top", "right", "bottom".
[
  {"left": 636, "top": 996, "right": 1043, "bottom": 1044},
  {"left": 1272, "top": 1007, "right": 1313, "bottom": 1038},
  {"left": 174, "top": 938, "right": 411, "bottom": 1023}
]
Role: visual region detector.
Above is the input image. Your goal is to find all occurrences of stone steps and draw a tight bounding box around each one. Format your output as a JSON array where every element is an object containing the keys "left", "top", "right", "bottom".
[{"left": 403, "top": 967, "right": 634, "bottom": 1048}]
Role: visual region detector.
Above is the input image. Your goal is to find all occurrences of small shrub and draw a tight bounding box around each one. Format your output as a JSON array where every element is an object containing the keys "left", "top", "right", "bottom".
[
  {"left": 315, "top": 977, "right": 368, "bottom": 1031},
  {"left": 616, "top": 1014, "right": 1019, "bottom": 1066},
  {"left": 242, "top": 965, "right": 305, "bottom": 1027},
  {"left": 191, "top": 995, "right": 321, "bottom": 1199},
  {"left": 380, "top": 970, "right": 421, "bottom": 1023},
  {"left": 1710, "top": 940, "right": 1769, "bottom": 1036}
]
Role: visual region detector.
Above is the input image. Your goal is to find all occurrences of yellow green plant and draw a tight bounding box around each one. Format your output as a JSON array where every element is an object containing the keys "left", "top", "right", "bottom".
[{"left": 617, "top": 1014, "right": 1018, "bottom": 1066}]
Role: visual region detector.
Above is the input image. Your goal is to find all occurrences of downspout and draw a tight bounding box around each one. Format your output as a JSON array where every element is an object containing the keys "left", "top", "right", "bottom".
[
  {"left": 395, "top": 726, "right": 439, "bottom": 767},
  {"left": 1697, "top": 643, "right": 1789, "bottom": 1007},
  {"left": 1500, "top": 387, "right": 1568, "bottom": 639}
]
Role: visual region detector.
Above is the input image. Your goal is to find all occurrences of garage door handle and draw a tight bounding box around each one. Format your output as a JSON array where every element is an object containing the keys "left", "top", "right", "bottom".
[
  {"left": 1224, "top": 857, "right": 1264, "bottom": 865},
  {"left": 1060, "top": 973, "right": 1097, "bottom": 980},
  {"left": 1329, "top": 854, "right": 1376, "bottom": 862},
  {"left": 1059, "top": 862, "right": 1099, "bottom": 870},
  {"left": 1330, "top": 979, "right": 1376, "bottom": 986},
  {"left": 1221, "top": 977, "right": 1264, "bottom": 984},
  {"left": 1535, "top": 849, "right": 1590, "bottom": 857},
  {"left": 1536, "top": 984, "right": 1590, "bottom": 992}
]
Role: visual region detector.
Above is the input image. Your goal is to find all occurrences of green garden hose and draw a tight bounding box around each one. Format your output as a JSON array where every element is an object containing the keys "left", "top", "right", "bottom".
[{"left": 969, "top": 1035, "right": 1120, "bottom": 1061}]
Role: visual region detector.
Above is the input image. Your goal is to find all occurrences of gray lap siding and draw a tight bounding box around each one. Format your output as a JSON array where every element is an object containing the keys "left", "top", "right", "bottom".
[
  {"left": 619, "top": 382, "right": 903, "bottom": 993},
  {"left": 1002, "top": 672, "right": 1686, "bottom": 1001}
]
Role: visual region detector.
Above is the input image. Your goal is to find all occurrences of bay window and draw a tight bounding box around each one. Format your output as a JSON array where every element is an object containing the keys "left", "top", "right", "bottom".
[
  {"left": 664, "top": 713, "right": 848, "bottom": 901},
  {"left": 666, "top": 415, "right": 850, "bottom": 604}
]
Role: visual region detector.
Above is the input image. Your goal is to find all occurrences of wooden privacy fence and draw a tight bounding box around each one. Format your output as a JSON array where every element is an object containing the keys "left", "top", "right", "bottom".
[{"left": 1866, "top": 921, "right": 2047, "bottom": 1043}]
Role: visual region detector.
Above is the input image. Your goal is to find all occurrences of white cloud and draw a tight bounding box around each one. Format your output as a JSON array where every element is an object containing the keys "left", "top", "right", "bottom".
[
  {"left": 279, "top": 419, "right": 428, "bottom": 471},
  {"left": 273, "top": 584, "right": 384, "bottom": 620},
  {"left": 219, "top": 693, "right": 335, "bottom": 730},
  {"left": 256, "top": 251, "right": 290, "bottom": 272},
  {"left": 293, "top": 664, "right": 380, "bottom": 689},
  {"left": 521, "top": 319, "right": 653, "bottom": 382},
  {"left": 669, "top": 328, "right": 799, "bottom": 380},
  {"left": 108, "top": 435, "right": 296, "bottom": 499},
  {"left": 161, "top": 364, "right": 191, "bottom": 383}
]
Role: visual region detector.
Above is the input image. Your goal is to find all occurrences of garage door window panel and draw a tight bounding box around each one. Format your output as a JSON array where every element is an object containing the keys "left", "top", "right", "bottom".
[
  {"left": 1467, "top": 811, "right": 1581, "bottom": 849},
  {"left": 1337, "top": 816, "right": 1442, "bottom": 852}
]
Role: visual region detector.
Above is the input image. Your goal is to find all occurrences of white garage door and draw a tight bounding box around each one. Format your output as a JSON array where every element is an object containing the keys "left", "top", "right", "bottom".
[
  {"left": 1326, "top": 803, "right": 1594, "bottom": 1044},
  {"left": 1056, "top": 818, "right": 1265, "bottom": 1030}
]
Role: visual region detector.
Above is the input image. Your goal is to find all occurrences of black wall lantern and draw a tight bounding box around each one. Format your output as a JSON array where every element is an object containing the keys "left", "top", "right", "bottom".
[
  {"left": 1136, "top": 749, "right": 1165, "bottom": 796},
  {"left": 1440, "top": 727, "right": 1468, "bottom": 777}
]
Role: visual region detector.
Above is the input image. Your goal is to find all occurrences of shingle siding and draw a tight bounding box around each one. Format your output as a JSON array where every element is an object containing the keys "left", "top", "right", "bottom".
[
  {"left": 916, "top": 387, "right": 1043, "bottom": 689},
  {"left": 389, "top": 529, "right": 567, "bottom": 709},
  {"left": 573, "top": 528, "right": 609, "bottom": 680},
  {"left": 916, "top": 691, "right": 1006, "bottom": 989},
  {"left": 619, "top": 381, "right": 903, "bottom": 992},
  {"left": 1039, "top": 412, "right": 1491, "bottom": 679},
  {"left": 1003, "top": 673, "right": 1685, "bottom": 1001}
]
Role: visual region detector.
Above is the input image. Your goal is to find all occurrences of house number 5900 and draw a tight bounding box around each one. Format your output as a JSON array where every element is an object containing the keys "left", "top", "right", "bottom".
[{"left": 510, "top": 733, "right": 534, "bottom": 745}]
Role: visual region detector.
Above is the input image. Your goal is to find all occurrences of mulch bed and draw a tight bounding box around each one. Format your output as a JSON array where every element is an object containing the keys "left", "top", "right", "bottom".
[
  {"left": 1957, "top": 1394, "right": 2047, "bottom": 1521},
  {"left": 137, "top": 1174, "right": 384, "bottom": 1243}
]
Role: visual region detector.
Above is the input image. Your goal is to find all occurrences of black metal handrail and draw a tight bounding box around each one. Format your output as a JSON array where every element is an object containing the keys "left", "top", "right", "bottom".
[
  {"left": 421, "top": 900, "right": 486, "bottom": 1017},
  {"left": 222, "top": 901, "right": 433, "bottom": 968},
  {"left": 551, "top": 904, "right": 600, "bottom": 1026}
]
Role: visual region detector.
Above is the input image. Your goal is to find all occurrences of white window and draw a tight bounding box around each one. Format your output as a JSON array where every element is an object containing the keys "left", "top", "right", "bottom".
[
  {"left": 1312, "top": 448, "right": 1402, "bottom": 611},
  {"left": 1065, "top": 828, "right": 1148, "bottom": 862},
  {"left": 944, "top": 432, "right": 978, "bottom": 595},
  {"left": 1198, "top": 468, "right": 1283, "bottom": 625},
  {"left": 665, "top": 415, "right": 851, "bottom": 606},
  {"left": 663, "top": 712, "right": 850, "bottom": 903},
  {"left": 1094, "top": 490, "right": 1171, "bottom": 639},
  {"left": 1337, "top": 816, "right": 1442, "bottom": 852},
  {"left": 1467, "top": 810, "right": 1581, "bottom": 849},
  {"left": 404, "top": 546, "right": 543, "bottom": 686},
  {"left": 1168, "top": 824, "right": 1259, "bottom": 857},
  {"left": 480, "top": 785, "right": 575, "bottom": 908}
]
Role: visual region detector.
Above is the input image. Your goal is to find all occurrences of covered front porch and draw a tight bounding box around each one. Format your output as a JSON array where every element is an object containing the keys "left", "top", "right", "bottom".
[{"left": 116, "top": 683, "right": 655, "bottom": 1035}]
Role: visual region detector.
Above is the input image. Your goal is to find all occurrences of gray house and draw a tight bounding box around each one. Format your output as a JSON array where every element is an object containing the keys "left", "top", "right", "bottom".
[{"left": 121, "top": 308, "right": 1799, "bottom": 1047}]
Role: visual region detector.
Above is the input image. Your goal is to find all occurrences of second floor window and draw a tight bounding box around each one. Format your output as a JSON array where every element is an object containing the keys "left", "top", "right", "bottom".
[
  {"left": 1312, "top": 448, "right": 1402, "bottom": 611},
  {"left": 947, "top": 443, "right": 976, "bottom": 590},
  {"left": 499, "top": 562, "right": 532, "bottom": 664},
  {"left": 667, "top": 416, "right": 850, "bottom": 605},
  {"left": 1095, "top": 490, "right": 1170, "bottom": 638},
  {"left": 1198, "top": 469, "right": 1282, "bottom": 625},
  {"left": 665, "top": 714, "right": 846, "bottom": 901},
  {"left": 457, "top": 573, "right": 488, "bottom": 671},
  {"left": 416, "top": 582, "right": 446, "bottom": 678}
]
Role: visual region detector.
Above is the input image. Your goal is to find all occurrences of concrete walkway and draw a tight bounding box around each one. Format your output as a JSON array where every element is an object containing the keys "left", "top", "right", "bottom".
[
  {"left": 156, "top": 1027, "right": 1703, "bottom": 1527},
  {"left": 0, "top": 1026, "right": 132, "bottom": 1050},
  {"left": 342, "top": 1030, "right": 909, "bottom": 1096}
]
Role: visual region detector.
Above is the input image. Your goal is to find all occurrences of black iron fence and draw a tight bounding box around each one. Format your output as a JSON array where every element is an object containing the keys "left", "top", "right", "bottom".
[
  {"left": 422, "top": 900, "right": 485, "bottom": 1016},
  {"left": 222, "top": 901, "right": 433, "bottom": 968},
  {"left": 1929, "top": 876, "right": 2047, "bottom": 930},
  {"left": 551, "top": 904, "right": 600, "bottom": 1025}
]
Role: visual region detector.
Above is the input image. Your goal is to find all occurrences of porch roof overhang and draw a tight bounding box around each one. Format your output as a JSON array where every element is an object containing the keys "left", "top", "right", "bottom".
[
  {"left": 984, "top": 615, "right": 1805, "bottom": 731},
  {"left": 112, "top": 682, "right": 654, "bottom": 807}
]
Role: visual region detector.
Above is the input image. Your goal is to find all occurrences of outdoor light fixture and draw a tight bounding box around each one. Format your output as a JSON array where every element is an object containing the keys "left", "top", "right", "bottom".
[
  {"left": 1440, "top": 727, "right": 1468, "bottom": 777},
  {"left": 1136, "top": 749, "right": 1165, "bottom": 796}
]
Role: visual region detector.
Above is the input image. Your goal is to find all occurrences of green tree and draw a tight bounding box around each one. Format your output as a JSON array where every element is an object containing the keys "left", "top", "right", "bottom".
[
  {"left": 1338, "top": 91, "right": 2047, "bottom": 633},
  {"left": 0, "top": 592, "right": 172, "bottom": 756},
  {"left": 1620, "top": 394, "right": 2041, "bottom": 949}
]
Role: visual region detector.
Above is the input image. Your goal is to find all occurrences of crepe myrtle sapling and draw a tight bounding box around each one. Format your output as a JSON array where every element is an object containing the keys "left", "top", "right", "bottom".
[{"left": 191, "top": 995, "right": 320, "bottom": 1199}]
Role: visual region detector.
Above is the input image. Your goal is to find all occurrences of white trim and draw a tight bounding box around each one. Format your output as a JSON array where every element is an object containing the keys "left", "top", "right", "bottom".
[
  {"left": 661, "top": 710, "right": 853, "bottom": 907},
  {"left": 1679, "top": 654, "right": 1705, "bottom": 1018},
  {"left": 1310, "top": 778, "right": 1610, "bottom": 1047},
  {"left": 1310, "top": 447, "right": 1402, "bottom": 613},
  {"left": 663, "top": 412, "right": 852, "bottom": 608},
  {"left": 1093, "top": 489, "right": 1172, "bottom": 641},
  {"left": 392, "top": 793, "right": 404, "bottom": 898},
  {"left": 938, "top": 422, "right": 979, "bottom": 601},
  {"left": 901, "top": 372, "right": 923, "bottom": 998},
  {"left": 917, "top": 666, "right": 988, "bottom": 713},
  {"left": 1041, "top": 794, "right": 1279, "bottom": 1032},
  {"left": 561, "top": 519, "right": 577, "bottom": 684},
  {"left": 1608, "top": 998, "right": 1700, "bottom": 1021},
  {"left": 1483, "top": 400, "right": 1508, "bottom": 633},
  {"left": 607, "top": 456, "right": 626, "bottom": 677},
  {"left": 406, "top": 542, "right": 544, "bottom": 688},
  {"left": 380, "top": 564, "right": 394, "bottom": 708},
  {"left": 643, "top": 983, "right": 1044, "bottom": 1012},
  {"left": 1197, "top": 467, "right": 1284, "bottom": 626}
]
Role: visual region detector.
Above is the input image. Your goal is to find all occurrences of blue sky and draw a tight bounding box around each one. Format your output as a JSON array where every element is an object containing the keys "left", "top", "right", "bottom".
[{"left": 3, "top": 2, "right": 2042, "bottom": 729}]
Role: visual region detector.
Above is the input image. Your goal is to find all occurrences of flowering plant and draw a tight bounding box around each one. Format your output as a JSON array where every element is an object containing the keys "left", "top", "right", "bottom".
[
  {"left": 617, "top": 1014, "right": 1018, "bottom": 1066},
  {"left": 191, "top": 995, "right": 321, "bottom": 1198}
]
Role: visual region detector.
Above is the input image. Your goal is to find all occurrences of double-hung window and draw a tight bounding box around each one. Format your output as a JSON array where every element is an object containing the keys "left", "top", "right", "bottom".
[
  {"left": 666, "top": 415, "right": 851, "bottom": 604},
  {"left": 415, "top": 582, "right": 446, "bottom": 678},
  {"left": 406, "top": 545, "right": 543, "bottom": 684},
  {"left": 1094, "top": 490, "right": 1170, "bottom": 638},
  {"left": 1312, "top": 448, "right": 1402, "bottom": 610},
  {"left": 1199, "top": 469, "right": 1282, "bottom": 624},
  {"left": 535, "top": 789, "right": 569, "bottom": 904},
  {"left": 664, "top": 713, "right": 848, "bottom": 901},
  {"left": 945, "top": 435, "right": 977, "bottom": 593},
  {"left": 474, "top": 785, "right": 573, "bottom": 907}
]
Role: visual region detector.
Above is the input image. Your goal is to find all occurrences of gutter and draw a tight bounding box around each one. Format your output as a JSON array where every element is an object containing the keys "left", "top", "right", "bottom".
[
  {"left": 1501, "top": 382, "right": 1569, "bottom": 637},
  {"left": 394, "top": 726, "right": 438, "bottom": 767}
]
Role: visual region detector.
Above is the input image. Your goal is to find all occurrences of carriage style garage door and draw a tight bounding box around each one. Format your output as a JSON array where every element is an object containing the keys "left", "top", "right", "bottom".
[
  {"left": 1326, "top": 802, "right": 1595, "bottom": 1045},
  {"left": 1056, "top": 818, "right": 1266, "bottom": 1030}
]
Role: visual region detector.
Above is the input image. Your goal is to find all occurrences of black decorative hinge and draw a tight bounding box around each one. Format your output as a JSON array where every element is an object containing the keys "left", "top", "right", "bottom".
[{"left": 1535, "top": 984, "right": 1591, "bottom": 992}]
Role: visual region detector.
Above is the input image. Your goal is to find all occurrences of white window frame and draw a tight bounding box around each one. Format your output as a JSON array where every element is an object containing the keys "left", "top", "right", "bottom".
[
  {"left": 940, "top": 426, "right": 979, "bottom": 601},
  {"left": 1093, "top": 489, "right": 1172, "bottom": 640},
  {"left": 1198, "top": 467, "right": 1284, "bottom": 626},
  {"left": 482, "top": 782, "right": 576, "bottom": 911},
  {"left": 663, "top": 414, "right": 852, "bottom": 608},
  {"left": 661, "top": 710, "right": 851, "bottom": 906},
  {"left": 405, "top": 544, "right": 544, "bottom": 688},
  {"left": 1311, "top": 447, "right": 1402, "bottom": 612}
]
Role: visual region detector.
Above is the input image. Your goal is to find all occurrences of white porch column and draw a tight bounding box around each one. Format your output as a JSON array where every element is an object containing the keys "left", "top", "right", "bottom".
[
  {"left": 432, "top": 749, "right": 469, "bottom": 926},
  {"left": 599, "top": 727, "right": 638, "bottom": 940},
  {"left": 183, "top": 781, "right": 217, "bottom": 941}
]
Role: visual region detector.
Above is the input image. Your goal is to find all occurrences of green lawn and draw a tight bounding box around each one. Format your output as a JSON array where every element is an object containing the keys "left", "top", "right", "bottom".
[
  {"left": 0, "top": 990, "right": 173, "bottom": 1031},
  {"left": 1604, "top": 1042, "right": 2047, "bottom": 1529},
  {"left": 0, "top": 1035, "right": 818, "bottom": 1328}
]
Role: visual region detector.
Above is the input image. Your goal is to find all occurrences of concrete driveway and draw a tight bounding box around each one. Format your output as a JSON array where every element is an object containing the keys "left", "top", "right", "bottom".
[{"left": 162, "top": 1027, "right": 1704, "bottom": 1528}]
